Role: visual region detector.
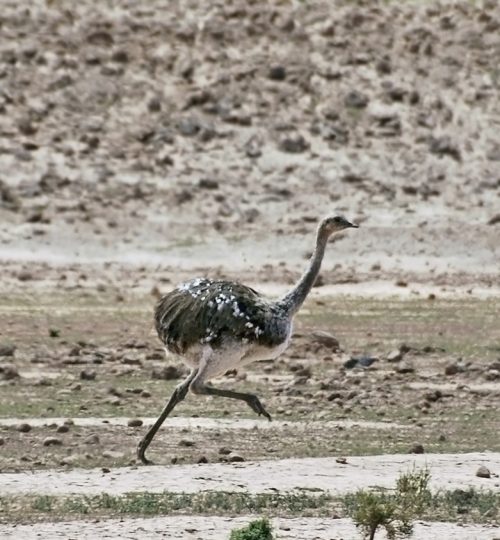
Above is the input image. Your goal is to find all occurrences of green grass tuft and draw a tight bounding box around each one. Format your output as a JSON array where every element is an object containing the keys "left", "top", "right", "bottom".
[{"left": 229, "top": 518, "right": 274, "bottom": 540}]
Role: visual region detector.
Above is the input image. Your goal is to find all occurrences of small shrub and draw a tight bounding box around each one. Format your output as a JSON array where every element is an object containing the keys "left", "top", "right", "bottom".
[
  {"left": 229, "top": 518, "right": 274, "bottom": 540},
  {"left": 343, "top": 467, "right": 431, "bottom": 540}
]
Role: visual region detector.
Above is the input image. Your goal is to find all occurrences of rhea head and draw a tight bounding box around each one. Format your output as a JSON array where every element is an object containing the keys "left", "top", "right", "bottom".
[{"left": 319, "top": 214, "right": 359, "bottom": 237}]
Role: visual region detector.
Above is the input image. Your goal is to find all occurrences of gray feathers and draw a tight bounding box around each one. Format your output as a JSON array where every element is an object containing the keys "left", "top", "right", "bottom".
[{"left": 155, "top": 279, "right": 290, "bottom": 354}]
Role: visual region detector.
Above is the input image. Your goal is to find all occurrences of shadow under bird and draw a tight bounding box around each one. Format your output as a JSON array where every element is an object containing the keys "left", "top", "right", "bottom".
[{"left": 137, "top": 214, "right": 358, "bottom": 464}]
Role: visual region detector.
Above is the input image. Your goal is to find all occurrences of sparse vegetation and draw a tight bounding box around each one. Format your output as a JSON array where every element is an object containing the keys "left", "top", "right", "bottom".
[
  {"left": 0, "top": 491, "right": 335, "bottom": 522},
  {"left": 343, "top": 468, "right": 432, "bottom": 539},
  {"left": 229, "top": 518, "right": 274, "bottom": 540}
]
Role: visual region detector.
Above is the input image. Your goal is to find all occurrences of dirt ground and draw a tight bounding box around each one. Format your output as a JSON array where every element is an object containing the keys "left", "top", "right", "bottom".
[{"left": 1, "top": 0, "right": 500, "bottom": 538}]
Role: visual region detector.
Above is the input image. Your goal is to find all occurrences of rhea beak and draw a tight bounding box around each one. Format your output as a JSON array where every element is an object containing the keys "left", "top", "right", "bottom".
[{"left": 347, "top": 221, "right": 359, "bottom": 228}]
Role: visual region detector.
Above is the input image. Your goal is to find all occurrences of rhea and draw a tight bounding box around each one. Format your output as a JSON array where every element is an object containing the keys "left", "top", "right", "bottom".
[{"left": 137, "top": 215, "right": 358, "bottom": 464}]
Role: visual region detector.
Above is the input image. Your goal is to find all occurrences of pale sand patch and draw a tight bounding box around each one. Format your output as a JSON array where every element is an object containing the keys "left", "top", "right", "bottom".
[
  {"left": 0, "top": 516, "right": 498, "bottom": 540},
  {"left": 0, "top": 416, "right": 404, "bottom": 430},
  {"left": 1, "top": 453, "right": 498, "bottom": 497}
]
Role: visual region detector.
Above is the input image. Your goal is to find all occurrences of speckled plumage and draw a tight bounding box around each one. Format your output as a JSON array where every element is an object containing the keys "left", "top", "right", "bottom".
[
  {"left": 137, "top": 215, "right": 358, "bottom": 464},
  {"left": 155, "top": 278, "right": 290, "bottom": 355}
]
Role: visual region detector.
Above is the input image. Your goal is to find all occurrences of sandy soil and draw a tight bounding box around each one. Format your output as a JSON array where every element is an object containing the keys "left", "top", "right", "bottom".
[
  {"left": 1, "top": 516, "right": 498, "bottom": 540},
  {"left": 2, "top": 453, "right": 498, "bottom": 497}
]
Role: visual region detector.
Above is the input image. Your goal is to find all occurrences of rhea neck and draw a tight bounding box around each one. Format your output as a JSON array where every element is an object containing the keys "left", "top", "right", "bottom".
[{"left": 279, "top": 224, "right": 330, "bottom": 316}]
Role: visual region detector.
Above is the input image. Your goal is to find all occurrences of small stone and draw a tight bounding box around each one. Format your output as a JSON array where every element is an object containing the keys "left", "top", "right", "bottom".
[
  {"left": 56, "top": 425, "right": 70, "bottom": 433},
  {"left": 344, "top": 90, "right": 369, "bottom": 109},
  {"left": 43, "top": 436, "right": 63, "bottom": 447},
  {"left": 84, "top": 434, "right": 100, "bottom": 445},
  {"left": 60, "top": 454, "right": 81, "bottom": 466},
  {"left": 310, "top": 331, "right": 340, "bottom": 350},
  {"left": 0, "top": 437, "right": 4, "bottom": 445},
  {"left": 487, "top": 214, "right": 500, "bottom": 226},
  {"left": 197, "top": 455, "right": 208, "bottom": 464},
  {"left": 336, "top": 456, "right": 347, "bottom": 464},
  {"left": 198, "top": 178, "right": 219, "bottom": 190},
  {"left": 228, "top": 453, "right": 245, "bottom": 463},
  {"left": 17, "top": 270, "right": 34, "bottom": 281},
  {"left": 424, "top": 390, "right": 442, "bottom": 403},
  {"left": 80, "top": 369, "right": 97, "bottom": 381},
  {"left": 476, "top": 465, "right": 491, "bottom": 478},
  {"left": 396, "top": 361, "right": 415, "bottom": 374},
  {"left": 0, "top": 363, "right": 20, "bottom": 380},
  {"left": 218, "top": 447, "right": 232, "bottom": 455},
  {"left": 179, "top": 439, "right": 195, "bottom": 447},
  {"left": 268, "top": 65, "right": 287, "bottom": 81},
  {"left": 386, "top": 349, "right": 403, "bottom": 363},
  {"left": 152, "top": 365, "right": 185, "bottom": 380},
  {"left": 141, "top": 390, "right": 152, "bottom": 398},
  {"left": 279, "top": 134, "right": 309, "bottom": 153},
  {"left": 111, "top": 49, "right": 129, "bottom": 63},
  {"left": 127, "top": 418, "right": 143, "bottom": 427},
  {"left": 0, "top": 344, "right": 16, "bottom": 356},
  {"left": 409, "top": 443, "right": 425, "bottom": 454},
  {"left": 148, "top": 97, "right": 161, "bottom": 112},
  {"left": 102, "top": 467, "right": 111, "bottom": 473},
  {"left": 444, "top": 362, "right": 461, "bottom": 376},
  {"left": 429, "top": 136, "right": 461, "bottom": 161},
  {"left": 16, "top": 423, "right": 31, "bottom": 433}
]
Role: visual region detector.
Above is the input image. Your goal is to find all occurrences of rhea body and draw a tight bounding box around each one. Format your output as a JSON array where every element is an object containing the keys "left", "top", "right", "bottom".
[{"left": 137, "top": 215, "right": 358, "bottom": 464}]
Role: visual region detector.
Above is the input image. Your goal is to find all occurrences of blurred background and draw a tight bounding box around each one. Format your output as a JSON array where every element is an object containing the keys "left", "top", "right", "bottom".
[{"left": 0, "top": 0, "right": 499, "bottom": 298}]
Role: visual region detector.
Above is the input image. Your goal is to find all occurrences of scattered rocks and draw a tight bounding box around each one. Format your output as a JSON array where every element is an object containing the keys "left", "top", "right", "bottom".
[
  {"left": 197, "top": 455, "right": 208, "bottom": 464},
  {"left": 56, "top": 425, "right": 70, "bottom": 433},
  {"left": 0, "top": 437, "right": 4, "bottom": 446},
  {"left": 127, "top": 418, "right": 143, "bottom": 427},
  {"left": 335, "top": 456, "right": 348, "bottom": 464},
  {"left": 476, "top": 465, "right": 491, "bottom": 479},
  {"left": 218, "top": 447, "right": 232, "bottom": 455}
]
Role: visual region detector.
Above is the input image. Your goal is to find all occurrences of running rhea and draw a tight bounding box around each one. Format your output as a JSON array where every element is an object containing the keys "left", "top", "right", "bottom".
[{"left": 138, "top": 214, "right": 358, "bottom": 464}]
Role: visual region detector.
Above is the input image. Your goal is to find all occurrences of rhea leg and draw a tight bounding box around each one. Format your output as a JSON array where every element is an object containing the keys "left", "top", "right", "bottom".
[
  {"left": 190, "top": 371, "right": 272, "bottom": 421},
  {"left": 137, "top": 369, "right": 197, "bottom": 465}
]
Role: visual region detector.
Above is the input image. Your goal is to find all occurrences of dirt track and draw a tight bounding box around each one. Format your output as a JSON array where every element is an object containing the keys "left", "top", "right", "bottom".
[
  {"left": 2, "top": 452, "right": 499, "bottom": 497},
  {"left": 1, "top": 516, "right": 498, "bottom": 540}
]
